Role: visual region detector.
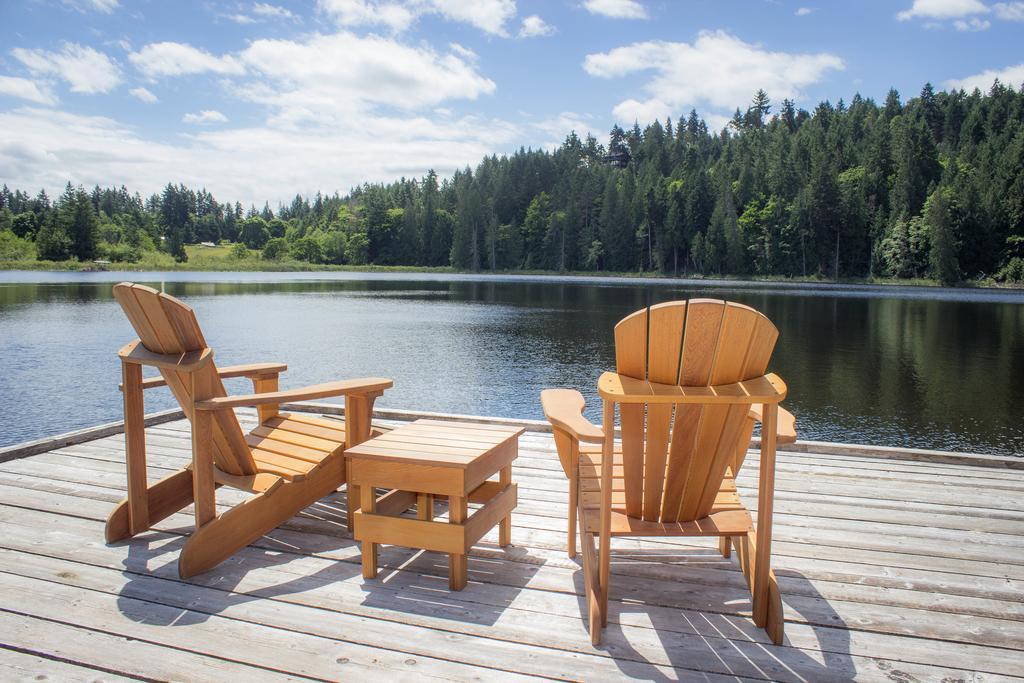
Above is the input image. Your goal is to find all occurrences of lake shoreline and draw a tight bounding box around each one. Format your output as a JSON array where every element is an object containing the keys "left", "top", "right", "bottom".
[
  {"left": 2, "top": 259, "right": 1021, "bottom": 291},
  {"left": 3, "top": 272, "right": 1021, "bottom": 454}
]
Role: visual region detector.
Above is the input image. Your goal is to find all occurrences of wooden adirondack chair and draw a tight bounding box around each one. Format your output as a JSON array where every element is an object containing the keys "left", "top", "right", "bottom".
[
  {"left": 107, "top": 282, "right": 393, "bottom": 578},
  {"left": 541, "top": 299, "right": 797, "bottom": 646}
]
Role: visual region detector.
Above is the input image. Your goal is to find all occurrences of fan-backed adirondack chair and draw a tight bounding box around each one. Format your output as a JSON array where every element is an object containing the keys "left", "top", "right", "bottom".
[
  {"left": 107, "top": 282, "right": 393, "bottom": 578},
  {"left": 541, "top": 299, "right": 797, "bottom": 645}
]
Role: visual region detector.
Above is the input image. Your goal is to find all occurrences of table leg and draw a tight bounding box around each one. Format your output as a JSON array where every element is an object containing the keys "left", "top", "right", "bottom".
[
  {"left": 417, "top": 492, "right": 434, "bottom": 521},
  {"left": 449, "top": 495, "right": 467, "bottom": 590},
  {"left": 499, "top": 464, "right": 512, "bottom": 547},
  {"left": 360, "top": 486, "right": 377, "bottom": 579},
  {"left": 347, "top": 484, "right": 359, "bottom": 534}
]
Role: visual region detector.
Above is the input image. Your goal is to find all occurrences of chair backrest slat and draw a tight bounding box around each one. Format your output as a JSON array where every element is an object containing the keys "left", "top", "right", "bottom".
[
  {"left": 113, "top": 283, "right": 257, "bottom": 476},
  {"left": 614, "top": 299, "right": 778, "bottom": 523},
  {"left": 614, "top": 308, "right": 648, "bottom": 518},
  {"left": 659, "top": 300, "right": 726, "bottom": 520}
]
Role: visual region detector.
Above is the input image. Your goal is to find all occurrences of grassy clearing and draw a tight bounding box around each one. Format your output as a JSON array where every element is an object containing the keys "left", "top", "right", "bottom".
[{"left": 0, "top": 242, "right": 1018, "bottom": 289}]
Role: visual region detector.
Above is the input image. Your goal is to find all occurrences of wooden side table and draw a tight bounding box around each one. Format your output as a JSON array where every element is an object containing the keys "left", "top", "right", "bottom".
[{"left": 346, "top": 419, "right": 523, "bottom": 590}]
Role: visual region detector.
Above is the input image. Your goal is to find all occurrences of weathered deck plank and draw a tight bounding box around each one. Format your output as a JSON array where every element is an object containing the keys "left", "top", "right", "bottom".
[{"left": 0, "top": 410, "right": 1021, "bottom": 682}]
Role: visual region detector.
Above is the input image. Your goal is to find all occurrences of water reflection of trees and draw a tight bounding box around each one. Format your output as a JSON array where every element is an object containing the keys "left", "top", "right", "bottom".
[{"left": 1, "top": 278, "right": 1021, "bottom": 454}]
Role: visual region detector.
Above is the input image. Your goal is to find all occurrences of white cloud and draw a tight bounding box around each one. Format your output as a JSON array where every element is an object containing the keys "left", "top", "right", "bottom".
[
  {"left": 953, "top": 16, "right": 991, "bottom": 29},
  {"left": 238, "top": 32, "right": 495, "bottom": 117},
  {"left": 11, "top": 43, "right": 122, "bottom": 94},
  {"left": 317, "top": 0, "right": 416, "bottom": 31},
  {"left": 795, "top": 7, "right": 816, "bottom": 16},
  {"left": 448, "top": 42, "right": 477, "bottom": 60},
  {"left": 183, "top": 110, "right": 228, "bottom": 125},
  {"left": 897, "top": 0, "right": 988, "bottom": 21},
  {"left": 0, "top": 106, "right": 521, "bottom": 206},
  {"left": 316, "top": 0, "right": 516, "bottom": 36},
  {"left": 129, "top": 42, "right": 245, "bottom": 78},
  {"left": 519, "top": 15, "right": 556, "bottom": 38},
  {"left": 584, "top": 30, "right": 843, "bottom": 124},
  {"left": 702, "top": 113, "right": 733, "bottom": 134},
  {"left": 993, "top": 2, "right": 1024, "bottom": 19},
  {"left": 0, "top": 76, "right": 58, "bottom": 105},
  {"left": 129, "top": 86, "right": 158, "bottom": 103},
  {"left": 946, "top": 63, "right": 1024, "bottom": 91},
  {"left": 252, "top": 3, "right": 298, "bottom": 20},
  {"left": 63, "top": 0, "right": 119, "bottom": 13},
  {"left": 225, "top": 4, "right": 299, "bottom": 25},
  {"left": 534, "top": 111, "right": 596, "bottom": 147},
  {"left": 608, "top": 98, "right": 669, "bottom": 125},
  {"left": 0, "top": 18, "right": 527, "bottom": 209},
  {"left": 582, "top": 0, "right": 647, "bottom": 20},
  {"left": 429, "top": 0, "right": 516, "bottom": 36}
]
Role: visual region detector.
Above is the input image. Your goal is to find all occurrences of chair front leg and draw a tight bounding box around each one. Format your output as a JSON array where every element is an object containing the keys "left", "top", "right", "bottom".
[
  {"left": 752, "top": 402, "right": 778, "bottom": 628},
  {"left": 597, "top": 399, "right": 615, "bottom": 628},
  {"left": 567, "top": 440, "right": 579, "bottom": 558},
  {"left": 121, "top": 360, "right": 150, "bottom": 535}
]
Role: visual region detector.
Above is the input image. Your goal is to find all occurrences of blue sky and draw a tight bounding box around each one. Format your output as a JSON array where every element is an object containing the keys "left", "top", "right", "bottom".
[{"left": 1, "top": 0, "right": 1022, "bottom": 206}]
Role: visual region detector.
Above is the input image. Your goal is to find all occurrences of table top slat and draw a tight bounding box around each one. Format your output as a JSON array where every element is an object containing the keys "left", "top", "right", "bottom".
[{"left": 346, "top": 419, "right": 524, "bottom": 470}]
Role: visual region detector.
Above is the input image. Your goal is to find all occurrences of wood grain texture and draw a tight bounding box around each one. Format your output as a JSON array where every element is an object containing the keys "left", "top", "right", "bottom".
[
  {"left": 548, "top": 299, "right": 792, "bottom": 645},
  {"left": 108, "top": 282, "right": 389, "bottom": 578},
  {"left": 1, "top": 410, "right": 1021, "bottom": 681}
]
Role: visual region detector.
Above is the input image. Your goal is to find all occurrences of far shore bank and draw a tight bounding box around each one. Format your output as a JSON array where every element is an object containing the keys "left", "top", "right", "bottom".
[{"left": 2, "top": 258, "right": 1022, "bottom": 291}]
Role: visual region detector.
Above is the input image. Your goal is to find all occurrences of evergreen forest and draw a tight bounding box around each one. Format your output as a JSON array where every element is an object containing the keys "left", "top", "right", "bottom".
[{"left": 2, "top": 81, "right": 1024, "bottom": 284}]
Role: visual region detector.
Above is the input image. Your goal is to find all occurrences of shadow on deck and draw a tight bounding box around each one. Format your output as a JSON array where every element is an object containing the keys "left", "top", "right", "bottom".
[{"left": 0, "top": 408, "right": 1021, "bottom": 681}]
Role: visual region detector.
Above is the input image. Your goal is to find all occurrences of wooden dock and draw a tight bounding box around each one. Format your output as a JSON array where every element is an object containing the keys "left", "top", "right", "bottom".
[{"left": 0, "top": 408, "right": 1021, "bottom": 682}]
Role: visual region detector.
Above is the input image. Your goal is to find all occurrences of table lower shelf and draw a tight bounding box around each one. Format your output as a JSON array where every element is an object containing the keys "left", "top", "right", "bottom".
[{"left": 352, "top": 480, "right": 517, "bottom": 590}]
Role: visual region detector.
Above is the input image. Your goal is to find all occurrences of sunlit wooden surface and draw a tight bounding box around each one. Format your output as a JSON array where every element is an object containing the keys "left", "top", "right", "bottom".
[{"left": 0, "top": 409, "right": 1021, "bottom": 682}]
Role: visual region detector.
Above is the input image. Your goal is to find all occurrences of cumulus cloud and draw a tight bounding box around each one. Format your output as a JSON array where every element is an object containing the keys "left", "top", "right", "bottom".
[
  {"left": 584, "top": 30, "right": 843, "bottom": 124},
  {"left": 129, "top": 86, "right": 158, "bottom": 103},
  {"left": 431, "top": 0, "right": 517, "bottom": 35},
  {"left": 317, "top": 0, "right": 517, "bottom": 35},
  {"left": 129, "top": 42, "right": 245, "bottom": 78},
  {"left": 448, "top": 42, "right": 477, "bottom": 60},
  {"left": 898, "top": 0, "right": 1024, "bottom": 27},
  {"left": 534, "top": 111, "right": 596, "bottom": 146},
  {"left": 252, "top": 3, "right": 299, "bottom": 20},
  {"left": 317, "top": 0, "right": 416, "bottom": 31},
  {"left": 0, "top": 76, "right": 58, "bottom": 105},
  {"left": 896, "top": 0, "right": 988, "bottom": 20},
  {"left": 795, "top": 7, "right": 816, "bottom": 16},
  {"left": 582, "top": 0, "right": 647, "bottom": 20},
  {"left": 946, "top": 63, "right": 1024, "bottom": 91},
  {"left": 183, "top": 110, "right": 228, "bottom": 125},
  {"left": 0, "top": 9, "right": 527, "bottom": 208},
  {"left": 993, "top": 1, "right": 1024, "bottom": 19},
  {"left": 229, "top": 3, "right": 300, "bottom": 24},
  {"left": 11, "top": 43, "right": 122, "bottom": 94},
  {"left": 953, "top": 16, "right": 991, "bottom": 29},
  {"left": 63, "top": 0, "right": 119, "bottom": 13},
  {"left": 0, "top": 106, "right": 521, "bottom": 206},
  {"left": 238, "top": 32, "right": 495, "bottom": 118},
  {"left": 518, "top": 15, "right": 556, "bottom": 38}
]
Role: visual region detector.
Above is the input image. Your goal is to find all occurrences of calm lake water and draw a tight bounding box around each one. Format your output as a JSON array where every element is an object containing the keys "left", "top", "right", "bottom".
[{"left": 1, "top": 270, "right": 1022, "bottom": 456}]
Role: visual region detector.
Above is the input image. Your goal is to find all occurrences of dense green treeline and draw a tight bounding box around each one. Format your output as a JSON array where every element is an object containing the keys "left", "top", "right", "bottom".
[{"left": 2, "top": 80, "right": 1023, "bottom": 283}]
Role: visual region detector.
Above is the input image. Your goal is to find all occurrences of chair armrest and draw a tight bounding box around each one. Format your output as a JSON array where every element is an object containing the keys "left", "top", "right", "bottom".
[
  {"left": 540, "top": 389, "right": 605, "bottom": 443},
  {"left": 598, "top": 371, "right": 787, "bottom": 405},
  {"left": 120, "top": 362, "right": 289, "bottom": 392},
  {"left": 118, "top": 339, "right": 213, "bottom": 372},
  {"left": 748, "top": 404, "right": 798, "bottom": 444},
  {"left": 218, "top": 362, "right": 288, "bottom": 379},
  {"left": 194, "top": 377, "right": 393, "bottom": 411}
]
